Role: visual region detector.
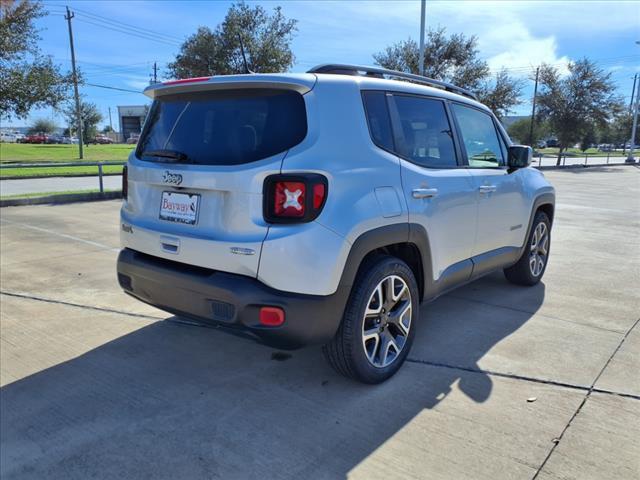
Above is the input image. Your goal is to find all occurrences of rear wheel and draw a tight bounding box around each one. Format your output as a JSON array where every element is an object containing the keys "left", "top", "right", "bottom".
[
  {"left": 323, "top": 255, "right": 419, "bottom": 384},
  {"left": 504, "top": 211, "right": 551, "bottom": 286}
]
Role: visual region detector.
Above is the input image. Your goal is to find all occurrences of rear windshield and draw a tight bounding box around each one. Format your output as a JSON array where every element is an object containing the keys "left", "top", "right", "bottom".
[{"left": 136, "top": 89, "right": 307, "bottom": 165}]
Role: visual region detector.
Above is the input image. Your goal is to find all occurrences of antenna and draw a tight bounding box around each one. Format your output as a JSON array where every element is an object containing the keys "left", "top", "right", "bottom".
[{"left": 237, "top": 34, "right": 253, "bottom": 74}]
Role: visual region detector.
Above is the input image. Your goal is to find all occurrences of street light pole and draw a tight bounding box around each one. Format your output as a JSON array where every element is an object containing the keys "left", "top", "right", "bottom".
[
  {"left": 418, "top": 0, "right": 426, "bottom": 76},
  {"left": 626, "top": 78, "right": 639, "bottom": 163},
  {"left": 627, "top": 41, "right": 640, "bottom": 163}
]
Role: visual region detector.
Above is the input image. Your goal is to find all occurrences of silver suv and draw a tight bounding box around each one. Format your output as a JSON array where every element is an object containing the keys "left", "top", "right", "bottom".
[{"left": 117, "top": 64, "right": 555, "bottom": 383}]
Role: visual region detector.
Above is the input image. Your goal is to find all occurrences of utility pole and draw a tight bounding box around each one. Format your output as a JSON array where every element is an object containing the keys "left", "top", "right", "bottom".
[
  {"left": 629, "top": 73, "right": 637, "bottom": 112},
  {"left": 528, "top": 66, "right": 540, "bottom": 146},
  {"left": 108, "top": 107, "right": 113, "bottom": 131},
  {"left": 626, "top": 78, "right": 639, "bottom": 163},
  {"left": 65, "top": 6, "right": 83, "bottom": 159},
  {"left": 418, "top": 0, "right": 426, "bottom": 76},
  {"left": 153, "top": 62, "right": 158, "bottom": 83}
]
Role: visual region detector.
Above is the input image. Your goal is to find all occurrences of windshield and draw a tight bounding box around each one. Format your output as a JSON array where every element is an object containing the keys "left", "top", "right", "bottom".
[{"left": 137, "top": 88, "right": 307, "bottom": 165}]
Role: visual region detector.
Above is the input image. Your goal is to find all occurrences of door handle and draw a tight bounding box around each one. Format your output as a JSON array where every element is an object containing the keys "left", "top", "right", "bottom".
[
  {"left": 478, "top": 185, "right": 497, "bottom": 194},
  {"left": 412, "top": 188, "right": 439, "bottom": 199}
]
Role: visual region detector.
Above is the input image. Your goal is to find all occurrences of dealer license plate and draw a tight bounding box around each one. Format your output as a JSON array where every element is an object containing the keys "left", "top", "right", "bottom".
[{"left": 159, "top": 191, "right": 200, "bottom": 225}]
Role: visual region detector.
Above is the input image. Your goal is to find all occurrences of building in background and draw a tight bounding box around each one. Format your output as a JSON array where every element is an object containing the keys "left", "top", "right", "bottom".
[{"left": 117, "top": 105, "right": 148, "bottom": 142}]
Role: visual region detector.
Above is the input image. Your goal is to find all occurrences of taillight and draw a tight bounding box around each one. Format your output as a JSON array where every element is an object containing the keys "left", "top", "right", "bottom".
[
  {"left": 263, "top": 174, "right": 327, "bottom": 223},
  {"left": 122, "top": 165, "right": 128, "bottom": 200}
]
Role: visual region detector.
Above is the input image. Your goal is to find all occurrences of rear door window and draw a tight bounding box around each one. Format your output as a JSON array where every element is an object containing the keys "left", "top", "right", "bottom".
[
  {"left": 137, "top": 89, "right": 307, "bottom": 165},
  {"left": 392, "top": 95, "right": 458, "bottom": 168}
]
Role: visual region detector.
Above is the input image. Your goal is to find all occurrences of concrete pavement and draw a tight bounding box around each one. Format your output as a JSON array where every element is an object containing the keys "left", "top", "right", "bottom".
[{"left": 1, "top": 166, "right": 639, "bottom": 479}]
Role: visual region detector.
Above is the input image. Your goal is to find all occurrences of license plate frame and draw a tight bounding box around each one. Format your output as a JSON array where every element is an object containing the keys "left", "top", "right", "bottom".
[{"left": 159, "top": 191, "right": 201, "bottom": 225}]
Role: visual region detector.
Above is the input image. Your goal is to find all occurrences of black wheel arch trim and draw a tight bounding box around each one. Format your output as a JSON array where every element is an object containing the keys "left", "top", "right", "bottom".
[
  {"left": 519, "top": 192, "right": 555, "bottom": 259},
  {"left": 337, "top": 191, "right": 554, "bottom": 304},
  {"left": 336, "top": 223, "right": 433, "bottom": 302}
]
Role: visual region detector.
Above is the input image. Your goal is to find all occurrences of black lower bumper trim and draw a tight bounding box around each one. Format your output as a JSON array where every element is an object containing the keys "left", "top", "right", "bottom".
[{"left": 117, "top": 249, "right": 349, "bottom": 349}]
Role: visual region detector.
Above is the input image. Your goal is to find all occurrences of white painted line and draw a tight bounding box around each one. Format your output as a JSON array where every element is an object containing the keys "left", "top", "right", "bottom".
[
  {"left": 555, "top": 203, "right": 636, "bottom": 214},
  {"left": 0, "top": 218, "right": 118, "bottom": 252}
]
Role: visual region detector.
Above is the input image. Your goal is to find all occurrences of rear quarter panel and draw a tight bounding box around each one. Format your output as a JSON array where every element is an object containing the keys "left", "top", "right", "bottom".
[{"left": 258, "top": 78, "right": 408, "bottom": 295}]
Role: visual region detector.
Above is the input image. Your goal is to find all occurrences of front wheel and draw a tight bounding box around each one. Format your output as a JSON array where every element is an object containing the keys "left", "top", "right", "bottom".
[
  {"left": 504, "top": 211, "right": 551, "bottom": 286},
  {"left": 323, "top": 255, "right": 419, "bottom": 384}
]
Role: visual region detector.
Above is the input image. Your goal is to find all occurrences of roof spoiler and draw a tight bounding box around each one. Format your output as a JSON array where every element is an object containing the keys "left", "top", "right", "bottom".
[
  {"left": 143, "top": 74, "right": 317, "bottom": 99},
  {"left": 308, "top": 64, "right": 477, "bottom": 100}
]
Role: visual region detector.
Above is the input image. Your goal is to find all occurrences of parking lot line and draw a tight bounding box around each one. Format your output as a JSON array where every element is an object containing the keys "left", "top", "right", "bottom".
[{"left": 0, "top": 217, "right": 118, "bottom": 252}]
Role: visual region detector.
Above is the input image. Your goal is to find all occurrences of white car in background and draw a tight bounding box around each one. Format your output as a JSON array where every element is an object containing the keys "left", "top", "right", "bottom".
[{"left": 1, "top": 132, "right": 18, "bottom": 143}]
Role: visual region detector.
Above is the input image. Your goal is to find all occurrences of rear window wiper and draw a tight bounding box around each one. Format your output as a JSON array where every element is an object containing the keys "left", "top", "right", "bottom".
[{"left": 141, "top": 149, "right": 189, "bottom": 163}]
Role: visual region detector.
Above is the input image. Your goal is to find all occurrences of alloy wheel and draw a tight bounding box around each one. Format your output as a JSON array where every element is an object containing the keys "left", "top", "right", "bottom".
[
  {"left": 361, "top": 275, "right": 412, "bottom": 368},
  {"left": 529, "top": 222, "right": 549, "bottom": 277}
]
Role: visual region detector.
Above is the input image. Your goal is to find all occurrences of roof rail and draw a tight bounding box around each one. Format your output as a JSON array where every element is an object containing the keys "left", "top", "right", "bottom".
[{"left": 307, "top": 64, "right": 478, "bottom": 101}]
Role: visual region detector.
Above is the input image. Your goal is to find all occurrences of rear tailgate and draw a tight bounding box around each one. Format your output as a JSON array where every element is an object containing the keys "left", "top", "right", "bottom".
[{"left": 121, "top": 74, "right": 316, "bottom": 278}]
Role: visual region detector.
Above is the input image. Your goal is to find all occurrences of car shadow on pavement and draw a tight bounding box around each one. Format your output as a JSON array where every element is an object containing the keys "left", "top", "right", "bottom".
[{"left": 1, "top": 272, "right": 545, "bottom": 479}]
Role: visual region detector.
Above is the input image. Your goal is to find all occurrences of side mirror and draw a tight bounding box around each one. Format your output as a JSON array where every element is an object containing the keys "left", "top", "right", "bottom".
[{"left": 507, "top": 145, "right": 533, "bottom": 169}]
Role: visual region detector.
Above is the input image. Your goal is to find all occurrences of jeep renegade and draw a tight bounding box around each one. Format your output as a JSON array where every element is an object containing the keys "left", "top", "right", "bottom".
[{"left": 117, "top": 64, "right": 555, "bottom": 384}]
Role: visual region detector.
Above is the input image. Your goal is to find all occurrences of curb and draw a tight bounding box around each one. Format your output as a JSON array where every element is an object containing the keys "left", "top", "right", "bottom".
[
  {"left": 0, "top": 173, "right": 123, "bottom": 180},
  {"left": 536, "top": 162, "right": 637, "bottom": 170},
  {"left": 1, "top": 191, "right": 122, "bottom": 207}
]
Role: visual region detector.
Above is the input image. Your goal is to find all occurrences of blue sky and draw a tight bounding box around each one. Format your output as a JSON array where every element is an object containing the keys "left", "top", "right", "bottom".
[{"left": 5, "top": 0, "right": 640, "bottom": 128}]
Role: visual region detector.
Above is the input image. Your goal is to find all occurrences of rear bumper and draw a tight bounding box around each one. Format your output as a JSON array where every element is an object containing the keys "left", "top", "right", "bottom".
[{"left": 117, "top": 248, "right": 349, "bottom": 349}]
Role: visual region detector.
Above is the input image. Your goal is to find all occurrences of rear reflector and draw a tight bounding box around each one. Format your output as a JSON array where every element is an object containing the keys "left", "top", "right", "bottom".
[{"left": 259, "top": 307, "right": 285, "bottom": 327}]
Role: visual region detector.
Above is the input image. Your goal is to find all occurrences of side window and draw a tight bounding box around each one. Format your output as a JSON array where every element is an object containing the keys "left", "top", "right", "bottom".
[
  {"left": 451, "top": 103, "right": 505, "bottom": 167},
  {"left": 362, "top": 91, "right": 394, "bottom": 152},
  {"left": 393, "top": 95, "right": 457, "bottom": 168}
]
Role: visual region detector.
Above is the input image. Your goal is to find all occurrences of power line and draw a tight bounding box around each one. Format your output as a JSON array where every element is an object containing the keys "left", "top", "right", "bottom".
[
  {"left": 47, "top": 4, "right": 183, "bottom": 42},
  {"left": 67, "top": 5, "right": 184, "bottom": 42},
  {"left": 84, "top": 83, "right": 143, "bottom": 94},
  {"left": 74, "top": 18, "right": 181, "bottom": 47}
]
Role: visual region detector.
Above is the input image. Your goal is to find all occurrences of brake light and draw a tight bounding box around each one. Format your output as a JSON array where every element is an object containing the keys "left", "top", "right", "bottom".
[
  {"left": 264, "top": 174, "right": 328, "bottom": 223},
  {"left": 122, "top": 165, "right": 128, "bottom": 200},
  {"left": 162, "top": 76, "right": 211, "bottom": 85}
]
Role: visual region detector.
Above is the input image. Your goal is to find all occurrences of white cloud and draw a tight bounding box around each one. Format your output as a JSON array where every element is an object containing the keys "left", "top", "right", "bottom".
[{"left": 479, "top": 21, "right": 571, "bottom": 76}]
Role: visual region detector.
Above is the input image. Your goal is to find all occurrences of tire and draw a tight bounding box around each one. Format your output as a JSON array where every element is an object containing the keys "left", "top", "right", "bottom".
[
  {"left": 504, "top": 211, "right": 551, "bottom": 286},
  {"left": 322, "top": 255, "right": 419, "bottom": 384}
]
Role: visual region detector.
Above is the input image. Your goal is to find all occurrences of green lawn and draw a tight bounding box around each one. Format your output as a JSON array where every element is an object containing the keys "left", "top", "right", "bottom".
[
  {"left": 0, "top": 164, "right": 124, "bottom": 179},
  {"left": 536, "top": 147, "right": 624, "bottom": 157},
  {"left": 0, "top": 143, "right": 134, "bottom": 163}
]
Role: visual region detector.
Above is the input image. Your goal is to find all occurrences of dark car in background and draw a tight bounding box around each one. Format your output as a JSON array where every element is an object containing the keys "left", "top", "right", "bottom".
[
  {"left": 23, "top": 133, "right": 48, "bottom": 144},
  {"left": 91, "top": 135, "right": 114, "bottom": 144}
]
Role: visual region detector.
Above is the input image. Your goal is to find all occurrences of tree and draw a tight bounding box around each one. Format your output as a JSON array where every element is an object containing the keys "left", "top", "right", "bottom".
[
  {"left": 63, "top": 99, "right": 102, "bottom": 143},
  {"left": 608, "top": 113, "right": 639, "bottom": 150},
  {"left": 28, "top": 118, "right": 56, "bottom": 134},
  {"left": 477, "top": 69, "right": 524, "bottom": 119},
  {"left": 507, "top": 118, "right": 549, "bottom": 146},
  {"left": 373, "top": 27, "right": 522, "bottom": 114},
  {"left": 102, "top": 125, "right": 114, "bottom": 134},
  {"left": 168, "top": 2, "right": 297, "bottom": 78},
  {"left": 536, "top": 59, "right": 621, "bottom": 165},
  {"left": 0, "top": 0, "right": 73, "bottom": 118},
  {"left": 580, "top": 127, "right": 597, "bottom": 152}
]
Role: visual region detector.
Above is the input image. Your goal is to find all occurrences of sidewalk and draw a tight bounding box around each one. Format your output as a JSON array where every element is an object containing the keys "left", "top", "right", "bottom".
[{"left": 0, "top": 175, "right": 122, "bottom": 196}]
